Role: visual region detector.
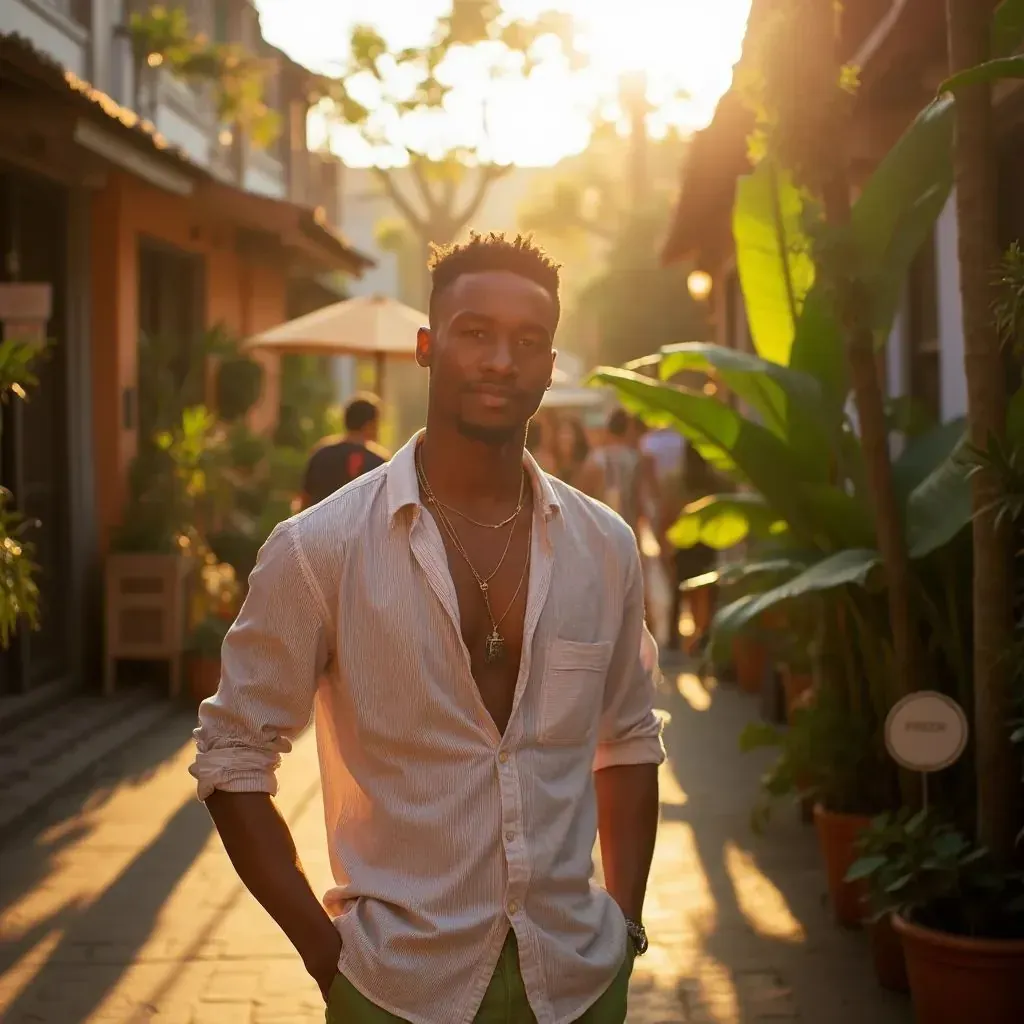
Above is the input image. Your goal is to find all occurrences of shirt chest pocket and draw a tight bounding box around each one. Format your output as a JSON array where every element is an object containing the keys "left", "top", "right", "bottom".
[{"left": 539, "top": 638, "right": 614, "bottom": 746}]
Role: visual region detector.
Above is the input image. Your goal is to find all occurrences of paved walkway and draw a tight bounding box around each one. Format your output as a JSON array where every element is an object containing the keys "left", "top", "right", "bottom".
[{"left": 0, "top": 668, "right": 911, "bottom": 1023}]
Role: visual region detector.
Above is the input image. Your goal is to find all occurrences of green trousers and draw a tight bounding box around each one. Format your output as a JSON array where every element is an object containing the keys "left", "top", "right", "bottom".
[{"left": 325, "top": 932, "right": 633, "bottom": 1023}]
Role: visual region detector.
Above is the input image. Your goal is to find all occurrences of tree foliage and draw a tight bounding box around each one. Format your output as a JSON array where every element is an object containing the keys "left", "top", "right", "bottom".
[
  {"left": 127, "top": 4, "right": 280, "bottom": 147},
  {"left": 320, "top": 2, "right": 582, "bottom": 249}
]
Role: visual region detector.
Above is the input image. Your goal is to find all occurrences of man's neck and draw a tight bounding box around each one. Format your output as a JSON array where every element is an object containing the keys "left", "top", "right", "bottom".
[
  {"left": 418, "top": 421, "right": 525, "bottom": 510},
  {"left": 343, "top": 431, "right": 368, "bottom": 446}
]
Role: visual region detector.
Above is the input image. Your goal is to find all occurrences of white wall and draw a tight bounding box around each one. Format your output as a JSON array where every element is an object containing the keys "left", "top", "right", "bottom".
[
  {"left": 1, "top": 0, "right": 89, "bottom": 75},
  {"left": 935, "top": 192, "right": 967, "bottom": 420}
]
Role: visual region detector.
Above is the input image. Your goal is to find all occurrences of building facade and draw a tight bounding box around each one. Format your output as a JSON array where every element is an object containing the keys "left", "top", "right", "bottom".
[{"left": 0, "top": 0, "right": 372, "bottom": 708}]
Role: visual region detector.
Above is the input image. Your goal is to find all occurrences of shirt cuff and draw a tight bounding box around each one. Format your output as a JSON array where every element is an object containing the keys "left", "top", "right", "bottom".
[
  {"left": 189, "top": 751, "right": 281, "bottom": 801},
  {"left": 593, "top": 732, "right": 667, "bottom": 772}
]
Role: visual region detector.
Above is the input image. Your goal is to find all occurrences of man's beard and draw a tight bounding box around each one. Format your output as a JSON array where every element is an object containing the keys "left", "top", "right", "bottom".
[{"left": 456, "top": 418, "right": 521, "bottom": 446}]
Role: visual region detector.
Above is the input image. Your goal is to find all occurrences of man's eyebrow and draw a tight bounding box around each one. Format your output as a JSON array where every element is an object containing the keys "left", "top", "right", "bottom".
[{"left": 449, "top": 310, "right": 551, "bottom": 336}]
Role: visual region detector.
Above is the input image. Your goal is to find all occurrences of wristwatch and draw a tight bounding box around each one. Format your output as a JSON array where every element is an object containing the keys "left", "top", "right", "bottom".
[{"left": 624, "top": 917, "right": 649, "bottom": 956}]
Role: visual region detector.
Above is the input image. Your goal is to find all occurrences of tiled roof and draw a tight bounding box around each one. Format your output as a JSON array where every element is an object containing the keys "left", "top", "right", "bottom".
[{"left": 0, "top": 31, "right": 374, "bottom": 273}]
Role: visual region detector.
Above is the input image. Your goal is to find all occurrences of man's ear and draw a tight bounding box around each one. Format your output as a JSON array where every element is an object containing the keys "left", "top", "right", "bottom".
[{"left": 416, "top": 326, "right": 433, "bottom": 368}]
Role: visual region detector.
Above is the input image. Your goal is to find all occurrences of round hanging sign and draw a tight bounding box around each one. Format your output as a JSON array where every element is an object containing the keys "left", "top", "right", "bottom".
[{"left": 884, "top": 691, "right": 969, "bottom": 773}]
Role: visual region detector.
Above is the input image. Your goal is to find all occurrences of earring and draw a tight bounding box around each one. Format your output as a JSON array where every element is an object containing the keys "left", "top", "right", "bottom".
[{"left": 546, "top": 380, "right": 553, "bottom": 390}]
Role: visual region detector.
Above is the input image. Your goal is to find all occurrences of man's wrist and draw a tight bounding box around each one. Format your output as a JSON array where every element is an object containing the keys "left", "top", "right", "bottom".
[{"left": 624, "top": 916, "right": 649, "bottom": 956}]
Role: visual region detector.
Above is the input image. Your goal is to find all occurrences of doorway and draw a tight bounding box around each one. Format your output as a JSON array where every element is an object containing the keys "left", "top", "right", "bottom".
[{"left": 0, "top": 167, "right": 72, "bottom": 694}]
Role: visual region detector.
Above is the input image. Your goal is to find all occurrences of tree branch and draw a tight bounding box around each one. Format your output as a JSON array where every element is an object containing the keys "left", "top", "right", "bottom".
[
  {"left": 452, "top": 163, "right": 512, "bottom": 232},
  {"left": 408, "top": 155, "right": 444, "bottom": 221},
  {"left": 370, "top": 166, "right": 427, "bottom": 235}
]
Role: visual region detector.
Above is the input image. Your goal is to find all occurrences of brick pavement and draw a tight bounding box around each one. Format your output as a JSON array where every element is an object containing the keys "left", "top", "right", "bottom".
[{"left": 0, "top": 669, "right": 911, "bottom": 1023}]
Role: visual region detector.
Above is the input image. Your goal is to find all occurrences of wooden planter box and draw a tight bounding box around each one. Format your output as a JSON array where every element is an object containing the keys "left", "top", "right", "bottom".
[{"left": 104, "top": 553, "right": 193, "bottom": 699}]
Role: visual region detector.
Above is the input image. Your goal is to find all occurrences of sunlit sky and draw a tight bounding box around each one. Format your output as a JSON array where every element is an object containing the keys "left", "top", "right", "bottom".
[{"left": 255, "top": 1, "right": 752, "bottom": 167}]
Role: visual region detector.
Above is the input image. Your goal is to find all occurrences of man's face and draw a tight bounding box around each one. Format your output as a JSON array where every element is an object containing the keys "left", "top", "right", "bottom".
[{"left": 418, "top": 270, "right": 557, "bottom": 445}]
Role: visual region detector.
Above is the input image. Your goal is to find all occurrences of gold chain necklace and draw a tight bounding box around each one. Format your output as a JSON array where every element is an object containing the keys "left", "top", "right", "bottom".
[
  {"left": 430, "top": 469, "right": 526, "bottom": 530},
  {"left": 416, "top": 447, "right": 531, "bottom": 664}
]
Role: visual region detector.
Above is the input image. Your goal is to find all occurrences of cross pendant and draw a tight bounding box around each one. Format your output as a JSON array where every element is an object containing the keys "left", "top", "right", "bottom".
[{"left": 484, "top": 629, "right": 505, "bottom": 665}]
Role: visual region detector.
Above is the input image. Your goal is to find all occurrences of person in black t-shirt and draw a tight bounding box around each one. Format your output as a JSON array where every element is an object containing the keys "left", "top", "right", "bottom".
[{"left": 300, "top": 394, "right": 388, "bottom": 509}]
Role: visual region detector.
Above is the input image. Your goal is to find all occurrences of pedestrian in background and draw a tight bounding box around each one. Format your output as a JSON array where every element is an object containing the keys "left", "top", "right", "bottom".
[{"left": 300, "top": 393, "right": 388, "bottom": 510}]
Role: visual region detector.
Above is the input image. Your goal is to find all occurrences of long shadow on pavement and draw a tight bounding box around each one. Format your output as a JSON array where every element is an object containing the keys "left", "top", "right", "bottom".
[
  {"left": 0, "top": 712, "right": 212, "bottom": 1022},
  {"left": 653, "top": 669, "right": 911, "bottom": 1023}
]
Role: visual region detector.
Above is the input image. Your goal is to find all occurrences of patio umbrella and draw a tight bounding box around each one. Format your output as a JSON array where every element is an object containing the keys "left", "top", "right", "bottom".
[{"left": 243, "top": 293, "right": 426, "bottom": 394}]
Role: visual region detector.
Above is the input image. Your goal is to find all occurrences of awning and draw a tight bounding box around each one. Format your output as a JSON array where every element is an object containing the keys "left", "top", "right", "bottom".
[{"left": 0, "top": 32, "right": 375, "bottom": 276}]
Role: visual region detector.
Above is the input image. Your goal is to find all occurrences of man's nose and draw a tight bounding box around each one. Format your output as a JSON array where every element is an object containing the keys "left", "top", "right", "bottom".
[{"left": 482, "top": 335, "right": 517, "bottom": 375}]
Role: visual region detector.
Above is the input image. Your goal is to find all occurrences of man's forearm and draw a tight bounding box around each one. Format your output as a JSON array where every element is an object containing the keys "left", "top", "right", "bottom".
[
  {"left": 205, "top": 790, "right": 340, "bottom": 992},
  {"left": 595, "top": 762, "right": 660, "bottom": 920}
]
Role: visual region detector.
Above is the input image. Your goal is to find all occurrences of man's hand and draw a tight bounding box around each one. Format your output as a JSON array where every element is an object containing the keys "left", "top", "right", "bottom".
[{"left": 307, "top": 933, "right": 343, "bottom": 1002}]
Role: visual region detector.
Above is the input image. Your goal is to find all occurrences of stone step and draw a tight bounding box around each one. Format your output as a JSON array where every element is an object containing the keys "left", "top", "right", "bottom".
[{"left": 0, "top": 692, "right": 177, "bottom": 835}]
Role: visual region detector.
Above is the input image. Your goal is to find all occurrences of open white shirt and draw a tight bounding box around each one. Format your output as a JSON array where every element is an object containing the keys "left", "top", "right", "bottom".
[{"left": 190, "top": 432, "right": 666, "bottom": 1024}]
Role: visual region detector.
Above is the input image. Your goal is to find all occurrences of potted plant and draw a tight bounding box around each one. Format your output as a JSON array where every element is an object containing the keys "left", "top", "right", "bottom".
[
  {"left": 185, "top": 614, "right": 230, "bottom": 704},
  {"left": 846, "top": 806, "right": 1024, "bottom": 1019},
  {"left": 740, "top": 681, "right": 889, "bottom": 927},
  {"left": 844, "top": 809, "right": 918, "bottom": 991}
]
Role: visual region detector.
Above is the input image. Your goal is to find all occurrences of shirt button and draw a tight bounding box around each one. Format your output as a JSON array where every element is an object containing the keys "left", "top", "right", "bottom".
[
  {"left": 507, "top": 900, "right": 519, "bottom": 915},
  {"left": 505, "top": 831, "right": 515, "bottom": 842},
  {"left": 498, "top": 752, "right": 510, "bottom": 765}
]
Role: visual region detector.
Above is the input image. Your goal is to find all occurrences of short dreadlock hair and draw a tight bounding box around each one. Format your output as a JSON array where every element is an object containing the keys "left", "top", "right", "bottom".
[{"left": 426, "top": 231, "right": 561, "bottom": 327}]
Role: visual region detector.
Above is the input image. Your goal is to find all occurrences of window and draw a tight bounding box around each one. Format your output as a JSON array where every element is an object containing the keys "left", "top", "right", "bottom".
[{"left": 137, "top": 240, "right": 205, "bottom": 442}]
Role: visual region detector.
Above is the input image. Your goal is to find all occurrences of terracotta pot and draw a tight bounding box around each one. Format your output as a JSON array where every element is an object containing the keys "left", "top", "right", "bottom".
[
  {"left": 894, "top": 914, "right": 1024, "bottom": 1023},
  {"left": 780, "top": 664, "right": 814, "bottom": 722},
  {"left": 799, "top": 794, "right": 815, "bottom": 825},
  {"left": 187, "top": 655, "right": 222, "bottom": 705},
  {"left": 685, "top": 586, "right": 715, "bottom": 654},
  {"left": 870, "top": 914, "right": 909, "bottom": 992},
  {"left": 732, "top": 637, "right": 767, "bottom": 694},
  {"left": 813, "top": 805, "right": 872, "bottom": 928}
]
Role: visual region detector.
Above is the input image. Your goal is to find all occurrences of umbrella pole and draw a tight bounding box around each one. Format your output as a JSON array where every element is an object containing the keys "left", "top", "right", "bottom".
[{"left": 375, "top": 352, "right": 386, "bottom": 400}]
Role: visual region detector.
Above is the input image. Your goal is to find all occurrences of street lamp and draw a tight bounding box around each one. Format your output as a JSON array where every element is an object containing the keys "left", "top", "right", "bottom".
[{"left": 687, "top": 269, "right": 713, "bottom": 302}]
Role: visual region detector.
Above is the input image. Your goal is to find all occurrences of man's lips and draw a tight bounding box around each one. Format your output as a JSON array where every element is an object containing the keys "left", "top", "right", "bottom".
[{"left": 467, "top": 384, "right": 517, "bottom": 408}]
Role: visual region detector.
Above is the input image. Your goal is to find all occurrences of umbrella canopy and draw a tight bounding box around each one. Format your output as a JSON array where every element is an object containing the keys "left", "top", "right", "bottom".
[
  {"left": 243, "top": 293, "right": 426, "bottom": 360},
  {"left": 541, "top": 384, "right": 608, "bottom": 410}
]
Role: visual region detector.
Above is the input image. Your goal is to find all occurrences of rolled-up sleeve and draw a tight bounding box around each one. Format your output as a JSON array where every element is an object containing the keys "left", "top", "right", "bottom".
[
  {"left": 593, "top": 544, "right": 667, "bottom": 772},
  {"left": 190, "top": 521, "right": 330, "bottom": 800}
]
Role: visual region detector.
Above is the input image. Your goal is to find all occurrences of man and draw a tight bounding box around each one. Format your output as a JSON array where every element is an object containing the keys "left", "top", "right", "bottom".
[
  {"left": 191, "top": 232, "right": 664, "bottom": 1024},
  {"left": 300, "top": 393, "right": 387, "bottom": 509}
]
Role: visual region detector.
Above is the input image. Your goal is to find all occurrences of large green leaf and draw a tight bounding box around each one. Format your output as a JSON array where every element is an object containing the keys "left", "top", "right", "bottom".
[
  {"left": 656, "top": 341, "right": 833, "bottom": 477},
  {"left": 850, "top": 97, "right": 954, "bottom": 342},
  {"left": 939, "top": 55, "right": 1024, "bottom": 95},
  {"left": 668, "top": 493, "right": 786, "bottom": 551},
  {"left": 733, "top": 160, "right": 817, "bottom": 368},
  {"left": 892, "top": 418, "right": 967, "bottom": 503},
  {"left": 589, "top": 367, "right": 818, "bottom": 537},
  {"left": 788, "top": 98, "right": 954, "bottom": 407},
  {"left": 710, "top": 548, "right": 883, "bottom": 648},
  {"left": 905, "top": 433, "right": 972, "bottom": 559},
  {"left": 799, "top": 484, "right": 875, "bottom": 550},
  {"left": 993, "top": 0, "right": 1024, "bottom": 56}
]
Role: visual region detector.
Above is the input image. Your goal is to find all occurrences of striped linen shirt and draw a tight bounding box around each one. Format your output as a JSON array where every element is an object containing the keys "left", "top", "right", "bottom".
[{"left": 190, "top": 431, "right": 666, "bottom": 1024}]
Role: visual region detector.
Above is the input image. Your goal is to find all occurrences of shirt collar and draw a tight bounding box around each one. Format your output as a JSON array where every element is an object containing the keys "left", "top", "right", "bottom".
[{"left": 386, "top": 428, "right": 561, "bottom": 523}]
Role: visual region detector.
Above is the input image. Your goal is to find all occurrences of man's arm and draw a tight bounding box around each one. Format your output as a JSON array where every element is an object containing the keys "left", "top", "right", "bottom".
[
  {"left": 205, "top": 792, "right": 341, "bottom": 998},
  {"left": 594, "top": 544, "right": 665, "bottom": 923},
  {"left": 595, "top": 764, "right": 659, "bottom": 921},
  {"left": 190, "top": 522, "right": 338, "bottom": 998}
]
